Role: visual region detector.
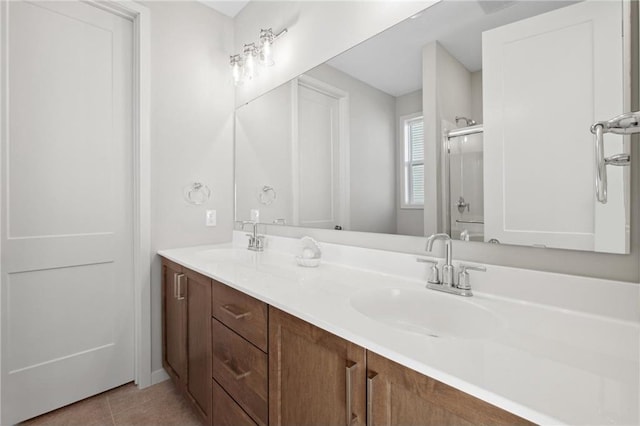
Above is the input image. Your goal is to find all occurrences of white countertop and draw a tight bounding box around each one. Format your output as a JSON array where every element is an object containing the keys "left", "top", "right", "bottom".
[{"left": 158, "top": 233, "right": 639, "bottom": 425}]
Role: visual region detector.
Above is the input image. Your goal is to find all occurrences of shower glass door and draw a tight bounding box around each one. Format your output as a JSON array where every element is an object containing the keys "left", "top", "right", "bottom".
[{"left": 447, "top": 131, "right": 484, "bottom": 241}]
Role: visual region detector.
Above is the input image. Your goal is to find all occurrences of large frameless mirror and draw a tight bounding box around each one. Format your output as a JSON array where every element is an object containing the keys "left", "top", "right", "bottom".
[{"left": 235, "top": 0, "right": 634, "bottom": 254}]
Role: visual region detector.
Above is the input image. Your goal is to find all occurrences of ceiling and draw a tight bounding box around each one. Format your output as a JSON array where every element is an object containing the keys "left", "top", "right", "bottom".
[
  {"left": 327, "top": 0, "right": 578, "bottom": 97},
  {"left": 198, "top": 0, "right": 249, "bottom": 17}
]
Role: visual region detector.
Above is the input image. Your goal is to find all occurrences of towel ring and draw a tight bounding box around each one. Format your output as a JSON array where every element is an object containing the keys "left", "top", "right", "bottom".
[
  {"left": 184, "top": 182, "right": 211, "bottom": 205},
  {"left": 258, "top": 185, "right": 277, "bottom": 205}
]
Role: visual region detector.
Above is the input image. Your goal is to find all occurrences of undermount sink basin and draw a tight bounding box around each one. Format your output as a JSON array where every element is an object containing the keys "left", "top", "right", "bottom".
[{"left": 350, "top": 288, "right": 505, "bottom": 340}]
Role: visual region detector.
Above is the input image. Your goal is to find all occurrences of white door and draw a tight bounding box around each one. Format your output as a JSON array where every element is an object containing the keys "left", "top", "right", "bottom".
[
  {"left": 1, "top": 2, "right": 134, "bottom": 424},
  {"left": 482, "top": 0, "right": 626, "bottom": 252},
  {"left": 296, "top": 83, "right": 343, "bottom": 229}
]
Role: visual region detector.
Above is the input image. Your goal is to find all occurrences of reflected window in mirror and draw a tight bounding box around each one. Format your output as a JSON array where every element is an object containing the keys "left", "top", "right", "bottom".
[{"left": 401, "top": 113, "right": 425, "bottom": 209}]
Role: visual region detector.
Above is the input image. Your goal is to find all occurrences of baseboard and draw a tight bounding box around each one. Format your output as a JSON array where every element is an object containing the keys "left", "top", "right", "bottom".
[{"left": 151, "top": 368, "right": 170, "bottom": 385}]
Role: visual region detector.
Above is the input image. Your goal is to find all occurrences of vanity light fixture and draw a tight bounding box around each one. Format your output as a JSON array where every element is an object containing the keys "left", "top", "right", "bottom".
[
  {"left": 243, "top": 42, "right": 258, "bottom": 81},
  {"left": 230, "top": 27, "right": 288, "bottom": 86},
  {"left": 230, "top": 54, "right": 243, "bottom": 85}
]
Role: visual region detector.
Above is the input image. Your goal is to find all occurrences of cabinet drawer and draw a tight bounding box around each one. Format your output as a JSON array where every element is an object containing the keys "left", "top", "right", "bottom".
[
  {"left": 212, "top": 379, "right": 257, "bottom": 426},
  {"left": 212, "top": 280, "right": 268, "bottom": 351},
  {"left": 212, "top": 319, "right": 268, "bottom": 426}
]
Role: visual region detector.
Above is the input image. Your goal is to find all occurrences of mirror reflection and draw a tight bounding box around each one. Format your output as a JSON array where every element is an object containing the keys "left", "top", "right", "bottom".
[{"left": 235, "top": 0, "right": 632, "bottom": 254}]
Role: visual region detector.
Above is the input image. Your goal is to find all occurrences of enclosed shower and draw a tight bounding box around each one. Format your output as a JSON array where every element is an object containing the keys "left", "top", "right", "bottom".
[{"left": 444, "top": 118, "right": 484, "bottom": 241}]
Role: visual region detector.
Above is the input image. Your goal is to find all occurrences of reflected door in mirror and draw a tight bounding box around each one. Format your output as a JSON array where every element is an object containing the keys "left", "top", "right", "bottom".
[{"left": 483, "top": 0, "right": 628, "bottom": 253}]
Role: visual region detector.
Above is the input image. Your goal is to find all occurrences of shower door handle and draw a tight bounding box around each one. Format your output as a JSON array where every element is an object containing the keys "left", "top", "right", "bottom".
[{"left": 591, "top": 111, "right": 638, "bottom": 204}]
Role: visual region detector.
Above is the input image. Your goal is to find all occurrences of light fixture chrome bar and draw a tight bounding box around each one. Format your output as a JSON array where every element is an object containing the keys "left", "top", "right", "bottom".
[
  {"left": 273, "top": 28, "right": 288, "bottom": 40},
  {"left": 591, "top": 111, "right": 638, "bottom": 204},
  {"left": 446, "top": 124, "right": 483, "bottom": 139}
]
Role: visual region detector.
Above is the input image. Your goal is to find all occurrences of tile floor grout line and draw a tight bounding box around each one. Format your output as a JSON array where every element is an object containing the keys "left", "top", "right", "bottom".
[{"left": 108, "top": 396, "right": 117, "bottom": 426}]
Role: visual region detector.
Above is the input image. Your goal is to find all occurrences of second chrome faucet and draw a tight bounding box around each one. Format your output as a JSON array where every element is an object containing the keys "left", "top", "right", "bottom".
[
  {"left": 421, "top": 233, "right": 485, "bottom": 297},
  {"left": 241, "top": 221, "right": 265, "bottom": 251}
]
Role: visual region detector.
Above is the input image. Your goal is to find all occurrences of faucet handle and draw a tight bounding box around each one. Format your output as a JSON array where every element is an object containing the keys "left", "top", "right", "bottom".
[
  {"left": 416, "top": 257, "right": 440, "bottom": 284},
  {"left": 457, "top": 263, "right": 486, "bottom": 291}
]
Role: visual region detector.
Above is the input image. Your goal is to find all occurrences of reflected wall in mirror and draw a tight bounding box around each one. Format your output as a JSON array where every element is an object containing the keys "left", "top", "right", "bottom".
[{"left": 235, "top": 0, "right": 634, "bottom": 254}]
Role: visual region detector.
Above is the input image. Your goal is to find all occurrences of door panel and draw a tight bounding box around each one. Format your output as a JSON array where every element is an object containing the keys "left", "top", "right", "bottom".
[
  {"left": 7, "top": 264, "right": 116, "bottom": 370},
  {"left": 483, "top": 0, "right": 625, "bottom": 251},
  {"left": 1, "top": 1, "right": 134, "bottom": 423},
  {"left": 297, "top": 84, "right": 341, "bottom": 229}
]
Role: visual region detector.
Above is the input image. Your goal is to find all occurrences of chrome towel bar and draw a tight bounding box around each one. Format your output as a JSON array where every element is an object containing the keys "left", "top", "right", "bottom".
[{"left": 591, "top": 111, "right": 638, "bottom": 203}]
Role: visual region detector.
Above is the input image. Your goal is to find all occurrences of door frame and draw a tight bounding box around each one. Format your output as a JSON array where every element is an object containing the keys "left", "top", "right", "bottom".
[
  {"left": 291, "top": 74, "right": 351, "bottom": 230},
  {"left": 0, "top": 1, "right": 152, "bottom": 411}
]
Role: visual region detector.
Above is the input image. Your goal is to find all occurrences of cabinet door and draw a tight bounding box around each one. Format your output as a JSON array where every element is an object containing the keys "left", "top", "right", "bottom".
[
  {"left": 366, "top": 351, "right": 533, "bottom": 426},
  {"left": 162, "top": 259, "right": 187, "bottom": 384},
  {"left": 269, "top": 307, "right": 366, "bottom": 426},
  {"left": 186, "top": 268, "right": 212, "bottom": 423}
]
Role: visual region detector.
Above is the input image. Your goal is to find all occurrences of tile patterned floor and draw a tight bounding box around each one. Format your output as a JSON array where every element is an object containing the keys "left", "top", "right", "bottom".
[{"left": 20, "top": 380, "right": 202, "bottom": 426}]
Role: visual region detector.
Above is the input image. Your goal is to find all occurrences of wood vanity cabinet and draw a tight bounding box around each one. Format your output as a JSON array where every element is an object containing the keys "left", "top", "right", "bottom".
[
  {"left": 366, "top": 351, "right": 533, "bottom": 426},
  {"left": 268, "top": 307, "right": 366, "bottom": 426},
  {"left": 161, "top": 259, "right": 212, "bottom": 425},
  {"left": 162, "top": 258, "right": 535, "bottom": 426},
  {"left": 212, "top": 279, "right": 269, "bottom": 426},
  {"left": 162, "top": 259, "right": 187, "bottom": 384},
  {"left": 268, "top": 307, "right": 531, "bottom": 426},
  {"left": 185, "top": 268, "right": 212, "bottom": 423}
]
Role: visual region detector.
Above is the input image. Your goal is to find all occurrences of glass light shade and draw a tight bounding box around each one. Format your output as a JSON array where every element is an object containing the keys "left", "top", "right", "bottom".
[
  {"left": 260, "top": 40, "right": 274, "bottom": 66},
  {"left": 244, "top": 53, "right": 256, "bottom": 80},
  {"left": 232, "top": 61, "right": 242, "bottom": 85}
]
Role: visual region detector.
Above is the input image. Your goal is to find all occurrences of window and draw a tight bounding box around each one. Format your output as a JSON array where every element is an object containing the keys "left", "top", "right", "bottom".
[{"left": 401, "top": 114, "right": 424, "bottom": 208}]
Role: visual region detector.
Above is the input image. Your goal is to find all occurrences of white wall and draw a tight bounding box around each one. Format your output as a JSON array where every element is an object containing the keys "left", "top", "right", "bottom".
[
  {"left": 235, "top": 83, "right": 293, "bottom": 225},
  {"left": 305, "top": 64, "right": 397, "bottom": 234},
  {"left": 423, "top": 41, "right": 473, "bottom": 236},
  {"left": 233, "top": 1, "right": 435, "bottom": 106},
  {"left": 147, "top": 1, "right": 234, "bottom": 375},
  {"left": 470, "top": 71, "right": 483, "bottom": 123},
  {"left": 395, "top": 90, "right": 425, "bottom": 237}
]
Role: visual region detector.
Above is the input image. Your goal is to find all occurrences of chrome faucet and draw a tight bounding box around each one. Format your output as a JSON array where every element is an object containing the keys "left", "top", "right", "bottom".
[
  {"left": 241, "top": 221, "right": 264, "bottom": 251},
  {"left": 425, "top": 233, "right": 454, "bottom": 286},
  {"left": 424, "top": 233, "right": 485, "bottom": 297}
]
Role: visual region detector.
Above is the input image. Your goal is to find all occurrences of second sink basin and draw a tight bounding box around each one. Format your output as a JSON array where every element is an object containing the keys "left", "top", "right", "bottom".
[{"left": 350, "top": 288, "right": 505, "bottom": 340}]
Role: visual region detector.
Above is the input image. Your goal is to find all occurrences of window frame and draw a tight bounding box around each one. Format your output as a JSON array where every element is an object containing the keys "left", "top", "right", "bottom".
[{"left": 399, "top": 112, "right": 425, "bottom": 209}]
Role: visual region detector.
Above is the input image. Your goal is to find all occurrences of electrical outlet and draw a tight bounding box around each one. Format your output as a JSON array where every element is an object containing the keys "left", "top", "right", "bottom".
[{"left": 206, "top": 210, "right": 216, "bottom": 227}]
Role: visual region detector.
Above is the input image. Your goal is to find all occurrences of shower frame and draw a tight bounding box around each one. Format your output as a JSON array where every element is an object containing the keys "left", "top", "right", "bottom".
[{"left": 442, "top": 123, "right": 484, "bottom": 238}]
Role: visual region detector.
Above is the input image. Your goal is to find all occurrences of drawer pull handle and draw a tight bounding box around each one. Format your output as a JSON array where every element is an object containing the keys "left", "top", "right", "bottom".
[
  {"left": 220, "top": 358, "right": 251, "bottom": 380},
  {"left": 346, "top": 361, "right": 358, "bottom": 426},
  {"left": 366, "top": 372, "right": 378, "bottom": 426},
  {"left": 220, "top": 304, "right": 251, "bottom": 320},
  {"left": 174, "top": 273, "right": 185, "bottom": 300}
]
